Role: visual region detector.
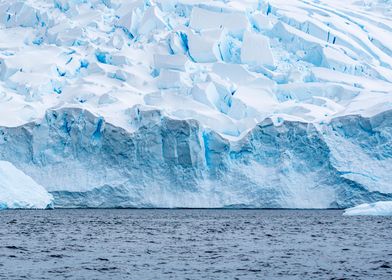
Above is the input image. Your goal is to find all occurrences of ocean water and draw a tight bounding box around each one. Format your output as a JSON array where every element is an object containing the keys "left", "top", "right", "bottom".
[{"left": 0, "top": 209, "right": 391, "bottom": 280}]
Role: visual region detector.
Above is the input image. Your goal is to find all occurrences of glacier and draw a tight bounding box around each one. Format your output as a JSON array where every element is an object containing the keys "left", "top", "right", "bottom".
[{"left": 0, "top": 0, "right": 391, "bottom": 208}]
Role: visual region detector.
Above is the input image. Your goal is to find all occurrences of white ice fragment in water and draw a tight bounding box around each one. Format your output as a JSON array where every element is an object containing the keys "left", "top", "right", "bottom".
[
  {"left": 343, "top": 201, "right": 392, "bottom": 216},
  {"left": 0, "top": 161, "right": 53, "bottom": 209}
]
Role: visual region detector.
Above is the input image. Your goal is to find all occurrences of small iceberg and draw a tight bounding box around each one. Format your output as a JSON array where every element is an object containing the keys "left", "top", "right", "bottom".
[
  {"left": 343, "top": 201, "right": 392, "bottom": 216},
  {"left": 0, "top": 161, "right": 53, "bottom": 209}
]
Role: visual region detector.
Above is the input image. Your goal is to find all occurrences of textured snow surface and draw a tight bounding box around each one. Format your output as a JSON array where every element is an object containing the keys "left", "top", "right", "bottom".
[
  {"left": 0, "top": 161, "right": 53, "bottom": 209},
  {"left": 0, "top": 0, "right": 391, "bottom": 208},
  {"left": 344, "top": 201, "right": 392, "bottom": 216}
]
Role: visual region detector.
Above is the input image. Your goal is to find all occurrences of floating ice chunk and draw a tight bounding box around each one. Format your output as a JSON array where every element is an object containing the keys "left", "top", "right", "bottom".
[
  {"left": 189, "top": 7, "right": 249, "bottom": 37},
  {"left": 154, "top": 54, "right": 188, "bottom": 71},
  {"left": 343, "top": 201, "right": 392, "bottom": 216},
  {"left": 241, "top": 31, "right": 275, "bottom": 69},
  {"left": 0, "top": 161, "right": 53, "bottom": 209}
]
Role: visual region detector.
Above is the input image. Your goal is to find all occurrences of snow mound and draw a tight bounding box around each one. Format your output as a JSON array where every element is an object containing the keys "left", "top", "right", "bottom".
[
  {"left": 0, "top": 161, "right": 53, "bottom": 209},
  {"left": 344, "top": 201, "right": 392, "bottom": 216}
]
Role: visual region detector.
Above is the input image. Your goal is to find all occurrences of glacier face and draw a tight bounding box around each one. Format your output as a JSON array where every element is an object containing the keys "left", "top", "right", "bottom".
[
  {"left": 0, "top": 0, "right": 392, "bottom": 208},
  {"left": 0, "top": 108, "right": 391, "bottom": 208}
]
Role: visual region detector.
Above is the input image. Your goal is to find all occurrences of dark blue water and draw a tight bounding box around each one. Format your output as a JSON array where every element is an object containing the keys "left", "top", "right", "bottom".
[{"left": 0, "top": 209, "right": 391, "bottom": 279}]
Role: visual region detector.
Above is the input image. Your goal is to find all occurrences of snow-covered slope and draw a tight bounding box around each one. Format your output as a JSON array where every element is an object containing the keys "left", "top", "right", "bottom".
[
  {"left": 344, "top": 201, "right": 392, "bottom": 216},
  {"left": 0, "top": 0, "right": 391, "bottom": 208},
  {"left": 0, "top": 161, "right": 53, "bottom": 209}
]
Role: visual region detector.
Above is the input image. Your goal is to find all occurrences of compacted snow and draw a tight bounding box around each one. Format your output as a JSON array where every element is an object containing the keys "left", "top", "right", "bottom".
[
  {"left": 0, "top": 0, "right": 391, "bottom": 208},
  {"left": 344, "top": 201, "right": 392, "bottom": 216},
  {"left": 0, "top": 161, "right": 53, "bottom": 209}
]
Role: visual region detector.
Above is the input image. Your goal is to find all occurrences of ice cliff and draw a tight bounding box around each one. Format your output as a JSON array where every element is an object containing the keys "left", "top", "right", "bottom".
[{"left": 0, "top": 0, "right": 391, "bottom": 208}]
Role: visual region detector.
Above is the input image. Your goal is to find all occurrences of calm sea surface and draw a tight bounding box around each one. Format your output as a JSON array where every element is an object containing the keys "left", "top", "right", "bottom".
[{"left": 0, "top": 209, "right": 391, "bottom": 279}]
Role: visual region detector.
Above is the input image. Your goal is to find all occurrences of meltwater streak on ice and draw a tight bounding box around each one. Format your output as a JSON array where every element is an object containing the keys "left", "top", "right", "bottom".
[
  {"left": 0, "top": 0, "right": 391, "bottom": 208},
  {"left": 0, "top": 210, "right": 392, "bottom": 279}
]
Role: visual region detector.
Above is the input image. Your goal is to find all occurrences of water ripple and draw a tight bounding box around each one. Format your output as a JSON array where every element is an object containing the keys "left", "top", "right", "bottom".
[{"left": 0, "top": 209, "right": 391, "bottom": 279}]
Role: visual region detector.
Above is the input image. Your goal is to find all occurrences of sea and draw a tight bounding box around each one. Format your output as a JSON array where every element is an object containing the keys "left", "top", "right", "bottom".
[{"left": 0, "top": 209, "right": 391, "bottom": 279}]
